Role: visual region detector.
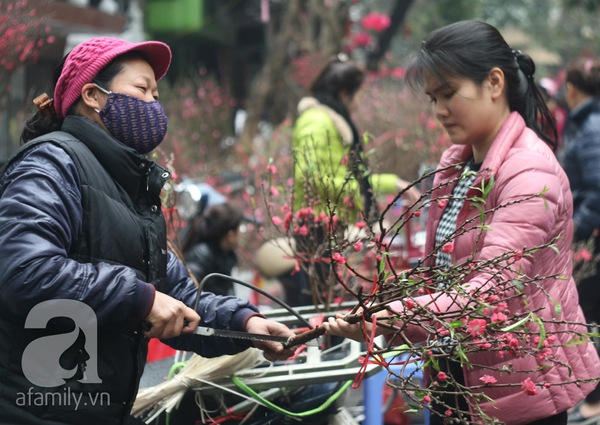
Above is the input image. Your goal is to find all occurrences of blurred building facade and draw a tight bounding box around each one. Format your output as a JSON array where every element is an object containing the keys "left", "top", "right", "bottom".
[{"left": 1, "top": 0, "right": 267, "bottom": 164}]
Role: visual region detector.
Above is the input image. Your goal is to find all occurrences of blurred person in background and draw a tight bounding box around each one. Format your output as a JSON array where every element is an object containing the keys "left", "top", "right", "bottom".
[
  {"left": 181, "top": 200, "right": 244, "bottom": 296},
  {"left": 291, "top": 54, "right": 420, "bottom": 305},
  {"left": 558, "top": 57, "right": 600, "bottom": 423}
]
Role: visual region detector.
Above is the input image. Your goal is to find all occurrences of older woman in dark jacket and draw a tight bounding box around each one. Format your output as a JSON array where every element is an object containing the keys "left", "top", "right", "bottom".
[{"left": 0, "top": 36, "right": 293, "bottom": 425}]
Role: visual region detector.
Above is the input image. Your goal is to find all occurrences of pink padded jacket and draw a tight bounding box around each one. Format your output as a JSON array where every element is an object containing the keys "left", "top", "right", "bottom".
[{"left": 391, "top": 112, "right": 599, "bottom": 424}]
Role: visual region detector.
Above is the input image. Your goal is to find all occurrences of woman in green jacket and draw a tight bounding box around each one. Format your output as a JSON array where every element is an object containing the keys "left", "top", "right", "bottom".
[
  {"left": 289, "top": 55, "right": 419, "bottom": 305},
  {"left": 293, "top": 55, "right": 419, "bottom": 224}
]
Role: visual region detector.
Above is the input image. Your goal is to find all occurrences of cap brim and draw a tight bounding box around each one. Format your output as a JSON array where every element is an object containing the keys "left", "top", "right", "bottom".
[{"left": 125, "top": 40, "right": 172, "bottom": 81}]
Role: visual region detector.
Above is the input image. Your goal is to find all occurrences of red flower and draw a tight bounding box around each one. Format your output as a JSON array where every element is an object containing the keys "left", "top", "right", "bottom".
[
  {"left": 437, "top": 199, "right": 448, "bottom": 209},
  {"left": 361, "top": 12, "right": 391, "bottom": 33},
  {"left": 479, "top": 375, "right": 497, "bottom": 385},
  {"left": 580, "top": 248, "right": 593, "bottom": 261},
  {"left": 332, "top": 252, "right": 346, "bottom": 264},
  {"left": 437, "top": 371, "right": 447, "bottom": 381},
  {"left": 467, "top": 319, "right": 487, "bottom": 337},
  {"left": 490, "top": 312, "right": 508, "bottom": 323},
  {"left": 513, "top": 250, "right": 523, "bottom": 261},
  {"left": 390, "top": 67, "right": 405, "bottom": 79},
  {"left": 352, "top": 32, "right": 372, "bottom": 47},
  {"left": 404, "top": 299, "right": 415, "bottom": 310},
  {"left": 442, "top": 242, "right": 454, "bottom": 254},
  {"left": 521, "top": 377, "right": 537, "bottom": 396},
  {"left": 294, "top": 225, "right": 309, "bottom": 236}
]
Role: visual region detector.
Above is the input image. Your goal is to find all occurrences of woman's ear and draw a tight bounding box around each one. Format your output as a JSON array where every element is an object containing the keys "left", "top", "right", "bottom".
[
  {"left": 80, "top": 83, "right": 104, "bottom": 111},
  {"left": 487, "top": 67, "right": 505, "bottom": 100}
]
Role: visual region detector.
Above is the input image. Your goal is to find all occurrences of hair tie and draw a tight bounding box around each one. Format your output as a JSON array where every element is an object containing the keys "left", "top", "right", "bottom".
[
  {"left": 33, "top": 93, "right": 54, "bottom": 115},
  {"left": 511, "top": 49, "right": 534, "bottom": 83}
]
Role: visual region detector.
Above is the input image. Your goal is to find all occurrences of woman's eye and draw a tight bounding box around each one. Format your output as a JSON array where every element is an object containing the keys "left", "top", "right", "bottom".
[
  {"left": 443, "top": 91, "right": 456, "bottom": 99},
  {"left": 137, "top": 86, "right": 147, "bottom": 92}
]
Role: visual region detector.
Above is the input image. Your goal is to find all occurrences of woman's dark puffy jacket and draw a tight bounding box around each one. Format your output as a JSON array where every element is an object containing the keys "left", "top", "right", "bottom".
[
  {"left": 184, "top": 242, "right": 237, "bottom": 296},
  {"left": 0, "top": 116, "right": 257, "bottom": 425}
]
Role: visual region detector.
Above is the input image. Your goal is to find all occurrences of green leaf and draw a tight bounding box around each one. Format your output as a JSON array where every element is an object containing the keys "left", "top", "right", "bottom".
[
  {"left": 554, "top": 301, "right": 562, "bottom": 317},
  {"left": 532, "top": 315, "right": 546, "bottom": 348},
  {"left": 500, "top": 313, "right": 531, "bottom": 332},
  {"left": 483, "top": 175, "right": 495, "bottom": 196},
  {"left": 512, "top": 279, "right": 524, "bottom": 292}
]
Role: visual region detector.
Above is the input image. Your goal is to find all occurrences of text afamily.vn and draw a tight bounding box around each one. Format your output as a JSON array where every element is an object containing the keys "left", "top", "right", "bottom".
[{"left": 16, "top": 387, "right": 110, "bottom": 410}]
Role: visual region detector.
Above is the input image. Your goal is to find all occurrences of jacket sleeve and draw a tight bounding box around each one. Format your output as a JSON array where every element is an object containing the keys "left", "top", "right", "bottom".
[
  {"left": 160, "top": 251, "right": 260, "bottom": 357},
  {"left": 571, "top": 133, "right": 600, "bottom": 240},
  {"left": 371, "top": 172, "right": 399, "bottom": 195},
  {"left": 0, "top": 143, "right": 155, "bottom": 326}
]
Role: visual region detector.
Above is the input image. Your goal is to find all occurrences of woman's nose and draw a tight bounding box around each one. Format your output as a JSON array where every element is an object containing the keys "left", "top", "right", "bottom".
[{"left": 434, "top": 102, "right": 449, "bottom": 119}]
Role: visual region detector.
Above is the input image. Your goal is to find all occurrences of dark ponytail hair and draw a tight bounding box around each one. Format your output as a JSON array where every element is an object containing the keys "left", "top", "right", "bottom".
[
  {"left": 406, "top": 20, "right": 557, "bottom": 150},
  {"left": 181, "top": 202, "right": 244, "bottom": 253},
  {"left": 20, "top": 54, "right": 67, "bottom": 144},
  {"left": 565, "top": 58, "right": 600, "bottom": 97},
  {"left": 310, "top": 55, "right": 366, "bottom": 120},
  {"left": 20, "top": 52, "right": 138, "bottom": 144}
]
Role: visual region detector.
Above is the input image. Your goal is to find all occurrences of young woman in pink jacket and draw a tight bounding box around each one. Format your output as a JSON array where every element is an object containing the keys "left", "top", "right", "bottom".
[{"left": 325, "top": 20, "right": 600, "bottom": 425}]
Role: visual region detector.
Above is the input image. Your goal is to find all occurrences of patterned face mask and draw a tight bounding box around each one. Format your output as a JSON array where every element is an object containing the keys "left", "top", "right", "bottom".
[{"left": 94, "top": 84, "right": 168, "bottom": 154}]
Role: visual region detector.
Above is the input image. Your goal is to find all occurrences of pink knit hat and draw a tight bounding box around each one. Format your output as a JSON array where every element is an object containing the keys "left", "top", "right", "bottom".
[{"left": 54, "top": 36, "right": 172, "bottom": 119}]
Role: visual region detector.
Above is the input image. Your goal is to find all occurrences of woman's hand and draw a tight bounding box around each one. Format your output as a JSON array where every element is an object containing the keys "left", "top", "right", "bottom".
[
  {"left": 145, "top": 291, "right": 201, "bottom": 339},
  {"left": 324, "top": 313, "right": 367, "bottom": 342},
  {"left": 396, "top": 177, "right": 421, "bottom": 205},
  {"left": 245, "top": 316, "right": 296, "bottom": 361},
  {"left": 323, "top": 309, "right": 393, "bottom": 342}
]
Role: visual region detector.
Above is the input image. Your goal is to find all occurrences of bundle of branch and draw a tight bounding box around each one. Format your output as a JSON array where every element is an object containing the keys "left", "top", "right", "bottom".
[{"left": 132, "top": 348, "right": 264, "bottom": 421}]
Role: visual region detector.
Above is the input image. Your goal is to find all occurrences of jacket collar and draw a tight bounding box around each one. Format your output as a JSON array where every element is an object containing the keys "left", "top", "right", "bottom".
[
  {"left": 297, "top": 97, "right": 353, "bottom": 145},
  {"left": 61, "top": 115, "right": 158, "bottom": 198}
]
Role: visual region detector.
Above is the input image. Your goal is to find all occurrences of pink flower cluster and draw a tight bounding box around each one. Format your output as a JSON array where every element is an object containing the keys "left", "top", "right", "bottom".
[
  {"left": 350, "top": 11, "right": 391, "bottom": 49},
  {"left": 361, "top": 12, "right": 391, "bottom": 32},
  {"left": 0, "top": 0, "right": 51, "bottom": 77}
]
